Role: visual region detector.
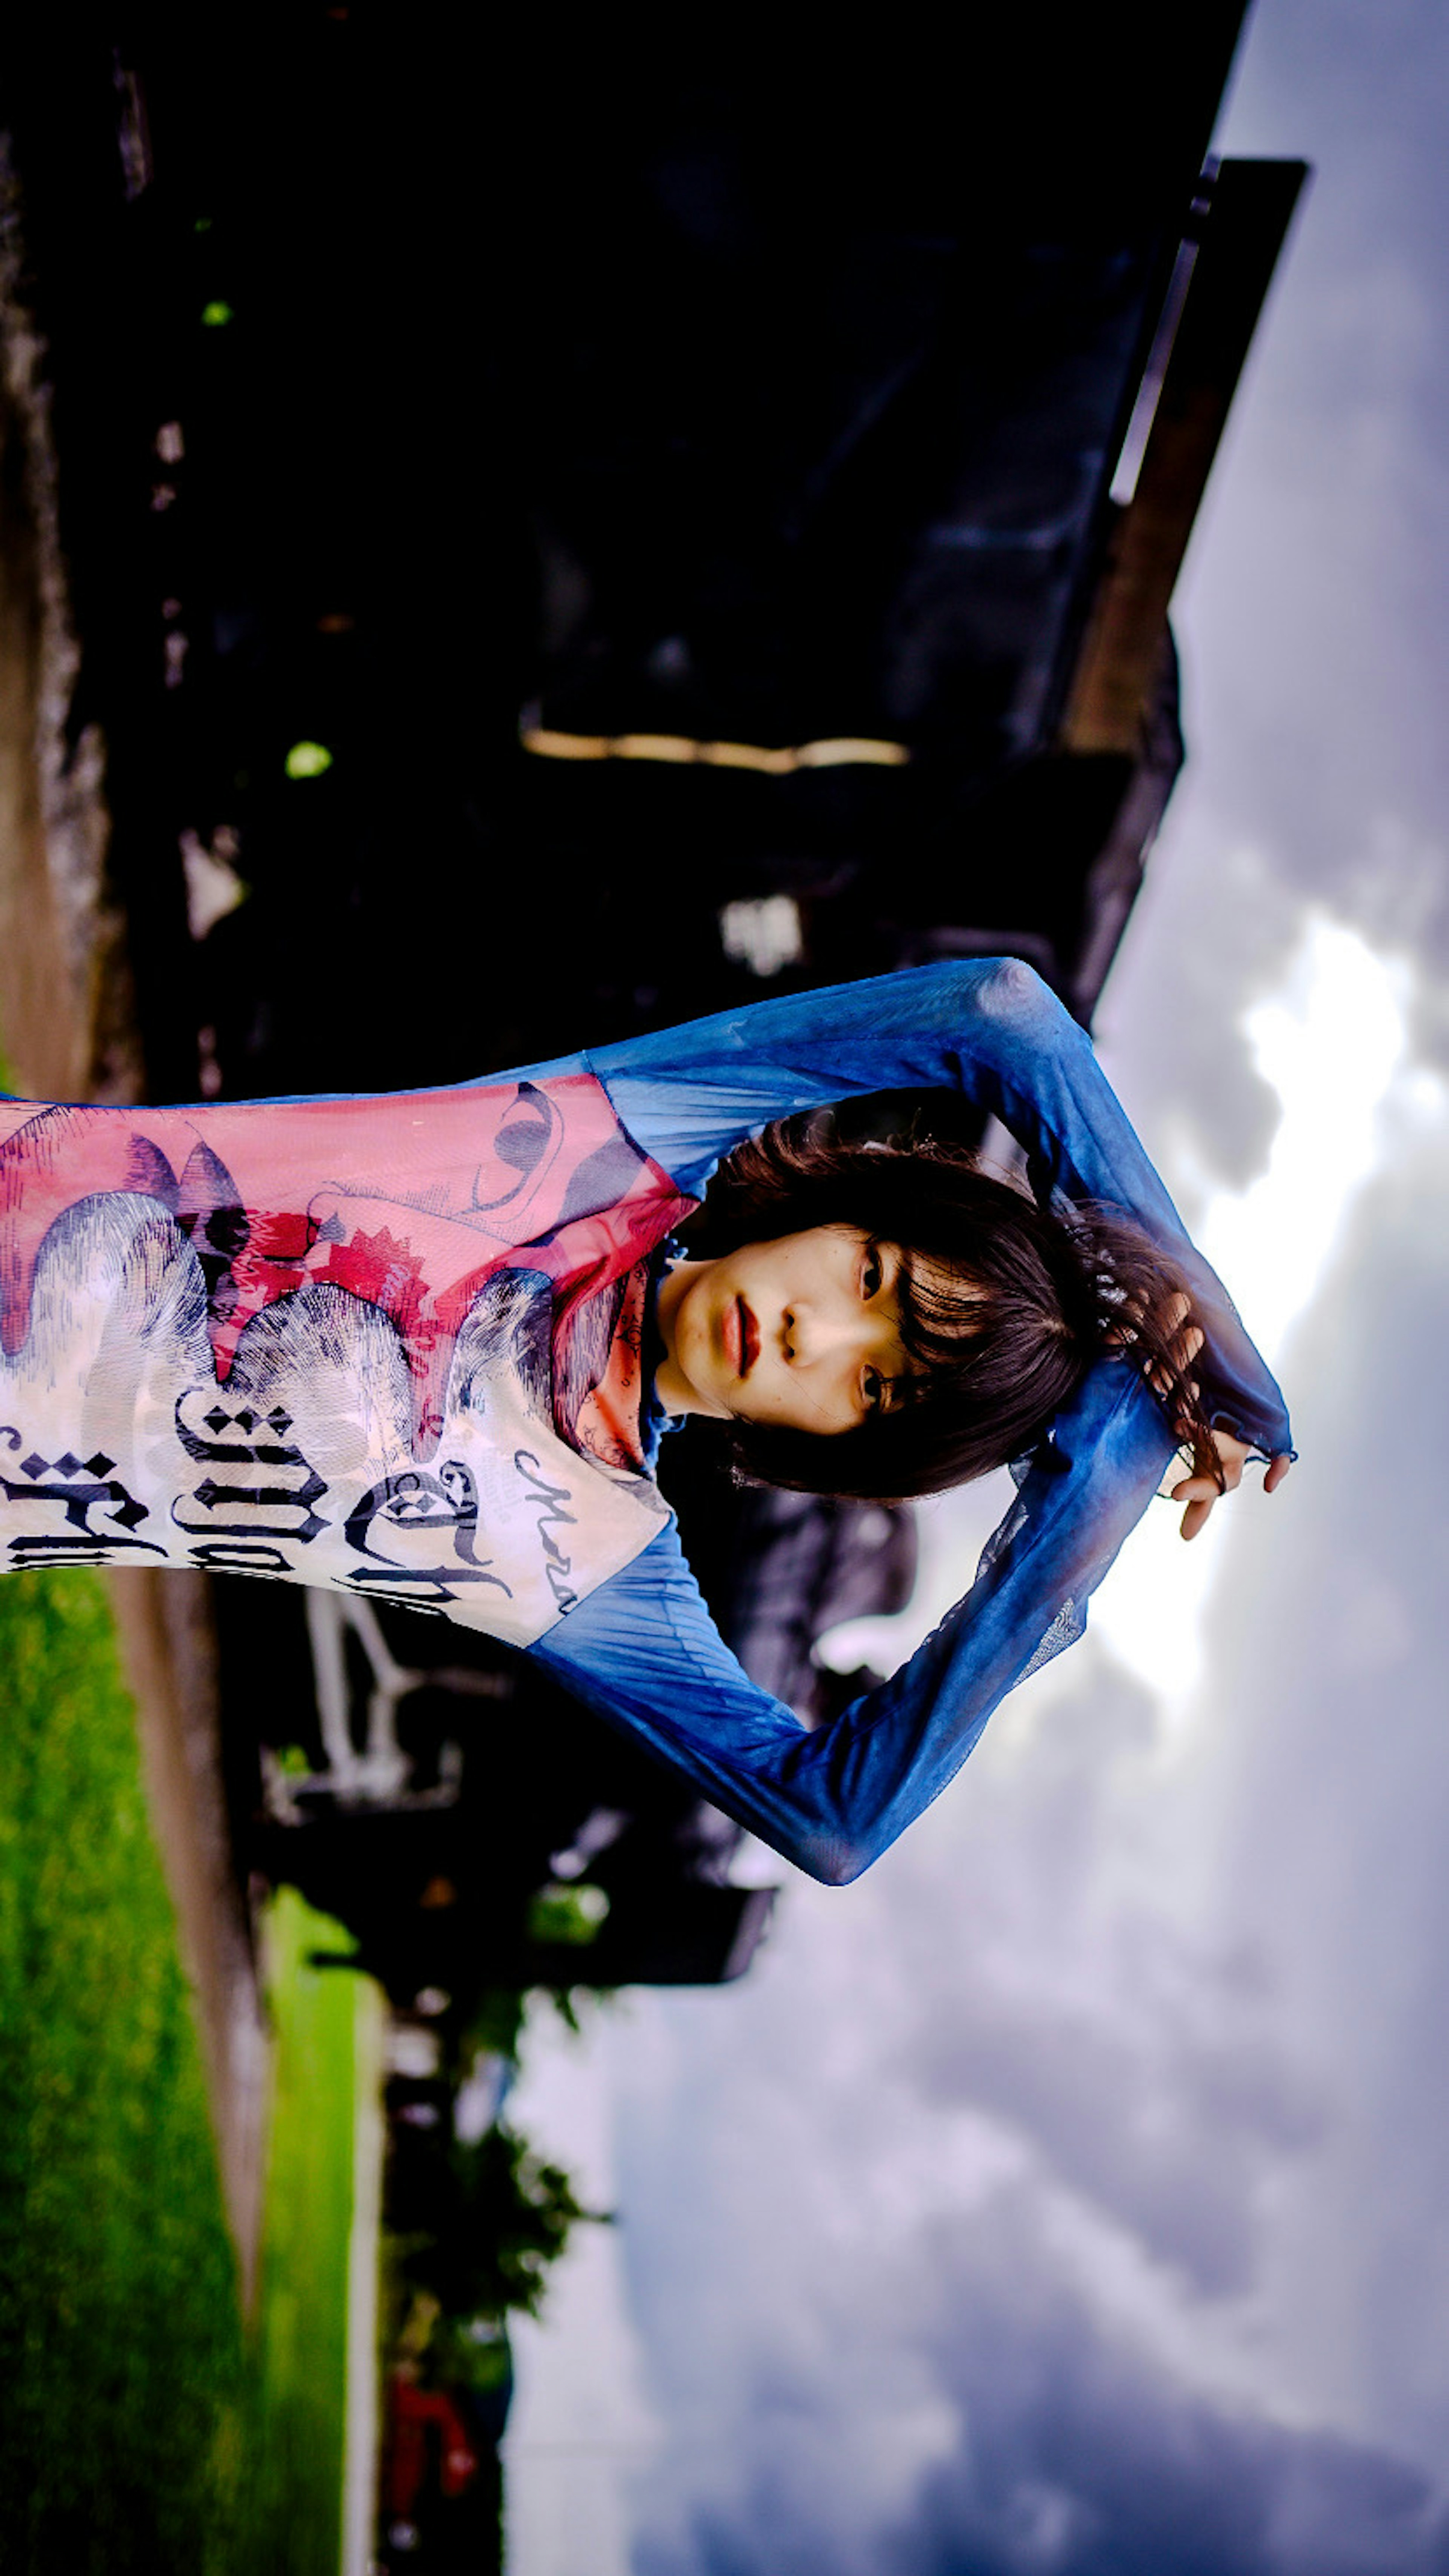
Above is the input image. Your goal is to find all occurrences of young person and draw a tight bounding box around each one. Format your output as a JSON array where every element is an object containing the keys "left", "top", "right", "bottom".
[{"left": 0, "top": 957, "right": 1291, "bottom": 1881}]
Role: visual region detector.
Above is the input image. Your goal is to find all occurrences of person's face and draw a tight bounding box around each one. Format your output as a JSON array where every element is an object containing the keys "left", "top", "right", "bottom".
[{"left": 655, "top": 1225, "right": 914, "bottom": 1435}]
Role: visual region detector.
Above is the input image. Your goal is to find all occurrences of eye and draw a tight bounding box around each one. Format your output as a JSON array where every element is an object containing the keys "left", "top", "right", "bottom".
[
  {"left": 861, "top": 1242, "right": 883, "bottom": 1300},
  {"left": 861, "top": 1365, "right": 885, "bottom": 1415}
]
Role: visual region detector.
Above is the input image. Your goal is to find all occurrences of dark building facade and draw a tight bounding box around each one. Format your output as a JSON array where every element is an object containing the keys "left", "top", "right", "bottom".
[{"left": 3, "top": 10, "right": 1304, "bottom": 1999}]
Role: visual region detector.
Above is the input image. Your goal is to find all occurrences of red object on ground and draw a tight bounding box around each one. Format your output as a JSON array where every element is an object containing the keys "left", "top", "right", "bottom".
[{"left": 383, "top": 2376, "right": 481, "bottom": 2513}]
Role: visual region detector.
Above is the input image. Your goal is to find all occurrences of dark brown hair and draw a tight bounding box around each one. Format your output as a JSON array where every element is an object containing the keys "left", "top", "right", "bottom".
[{"left": 688, "top": 1115, "right": 1222, "bottom": 1504}]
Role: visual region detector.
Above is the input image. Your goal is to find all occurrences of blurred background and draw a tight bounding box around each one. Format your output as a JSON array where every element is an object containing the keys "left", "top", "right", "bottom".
[{"left": 0, "top": 5, "right": 1445, "bottom": 2572}]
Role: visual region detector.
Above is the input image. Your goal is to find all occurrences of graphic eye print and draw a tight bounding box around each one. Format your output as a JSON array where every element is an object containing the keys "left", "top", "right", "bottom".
[{"left": 466, "top": 1081, "right": 563, "bottom": 1213}]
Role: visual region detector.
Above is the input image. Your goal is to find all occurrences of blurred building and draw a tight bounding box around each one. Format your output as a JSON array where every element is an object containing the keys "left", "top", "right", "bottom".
[{"left": 4, "top": 8, "right": 1305, "bottom": 1985}]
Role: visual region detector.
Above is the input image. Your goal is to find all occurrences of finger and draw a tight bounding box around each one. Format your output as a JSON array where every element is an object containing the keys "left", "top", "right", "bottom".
[
  {"left": 1149, "top": 1320, "right": 1203, "bottom": 1395},
  {"left": 1153, "top": 1353, "right": 1201, "bottom": 1399},
  {"left": 1123, "top": 1290, "right": 1187, "bottom": 1351},
  {"left": 1178, "top": 1494, "right": 1215, "bottom": 1541},
  {"left": 1264, "top": 1453, "right": 1294, "bottom": 1493},
  {"left": 1173, "top": 1450, "right": 1241, "bottom": 1498},
  {"left": 1170, "top": 1462, "right": 1237, "bottom": 1502},
  {"left": 1164, "top": 1320, "right": 1203, "bottom": 1361},
  {"left": 1150, "top": 1340, "right": 1196, "bottom": 1401}
]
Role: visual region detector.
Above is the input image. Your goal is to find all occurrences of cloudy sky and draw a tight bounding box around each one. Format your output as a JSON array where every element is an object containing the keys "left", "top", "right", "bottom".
[{"left": 504, "top": 9, "right": 1449, "bottom": 2569}]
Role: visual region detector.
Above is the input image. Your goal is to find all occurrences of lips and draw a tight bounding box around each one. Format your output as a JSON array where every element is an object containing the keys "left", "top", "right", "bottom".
[
  {"left": 737, "top": 1295, "right": 760, "bottom": 1375},
  {"left": 722, "top": 1293, "right": 760, "bottom": 1378}
]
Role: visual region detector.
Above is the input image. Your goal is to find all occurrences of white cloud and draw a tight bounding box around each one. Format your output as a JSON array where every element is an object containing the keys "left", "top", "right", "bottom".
[
  {"left": 1198, "top": 912, "right": 1414, "bottom": 1364},
  {"left": 1092, "top": 909, "right": 1444, "bottom": 1715}
]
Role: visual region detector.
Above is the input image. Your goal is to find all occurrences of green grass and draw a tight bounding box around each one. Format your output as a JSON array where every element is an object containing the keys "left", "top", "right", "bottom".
[
  {"left": 0, "top": 1569, "right": 245, "bottom": 2576},
  {"left": 245, "top": 1887, "right": 381, "bottom": 2576},
  {"left": 0, "top": 1568, "right": 385, "bottom": 2576}
]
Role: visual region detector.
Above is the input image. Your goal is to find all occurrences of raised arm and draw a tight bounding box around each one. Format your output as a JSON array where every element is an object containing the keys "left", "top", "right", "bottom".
[
  {"left": 538, "top": 961, "right": 1293, "bottom": 1881},
  {"left": 534, "top": 1349, "right": 1172, "bottom": 1884}
]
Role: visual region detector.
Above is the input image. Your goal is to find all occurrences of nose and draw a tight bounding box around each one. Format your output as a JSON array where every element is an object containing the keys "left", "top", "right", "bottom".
[{"left": 783, "top": 1299, "right": 895, "bottom": 1371}]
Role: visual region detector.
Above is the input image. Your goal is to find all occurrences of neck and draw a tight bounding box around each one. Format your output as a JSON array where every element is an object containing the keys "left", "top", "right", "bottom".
[
  {"left": 653, "top": 1256, "right": 726, "bottom": 1418},
  {"left": 652, "top": 1258, "right": 695, "bottom": 1415}
]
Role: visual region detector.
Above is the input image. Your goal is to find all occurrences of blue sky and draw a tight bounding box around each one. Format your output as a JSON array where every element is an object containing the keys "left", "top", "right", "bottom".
[{"left": 504, "top": 10, "right": 1449, "bottom": 2569}]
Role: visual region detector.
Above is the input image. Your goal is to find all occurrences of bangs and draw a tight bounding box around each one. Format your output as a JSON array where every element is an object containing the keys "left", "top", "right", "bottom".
[{"left": 891, "top": 1248, "right": 990, "bottom": 1398}]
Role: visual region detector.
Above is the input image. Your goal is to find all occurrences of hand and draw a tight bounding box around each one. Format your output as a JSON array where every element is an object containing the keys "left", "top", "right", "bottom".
[
  {"left": 1108, "top": 1289, "right": 1203, "bottom": 1392},
  {"left": 1110, "top": 1289, "right": 1208, "bottom": 1427},
  {"left": 1111, "top": 1292, "right": 1294, "bottom": 1538},
  {"left": 1171, "top": 1435, "right": 1293, "bottom": 1542},
  {"left": 1145, "top": 1291, "right": 1203, "bottom": 1408}
]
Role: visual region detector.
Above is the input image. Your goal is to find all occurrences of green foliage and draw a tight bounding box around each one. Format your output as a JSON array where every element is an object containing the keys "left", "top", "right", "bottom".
[
  {"left": 400, "top": 2126, "right": 596, "bottom": 2324},
  {"left": 457, "top": 1984, "right": 528, "bottom": 2065},
  {"left": 525, "top": 1879, "right": 610, "bottom": 1945},
  {"left": 429, "top": 2308, "right": 514, "bottom": 2396},
  {"left": 0, "top": 1570, "right": 245, "bottom": 2575}
]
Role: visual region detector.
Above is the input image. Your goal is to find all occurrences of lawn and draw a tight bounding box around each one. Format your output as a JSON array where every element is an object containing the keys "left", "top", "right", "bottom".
[
  {"left": 0, "top": 1566, "right": 383, "bottom": 2575},
  {"left": 0, "top": 1567, "right": 245, "bottom": 2574},
  {"left": 246, "top": 1885, "right": 384, "bottom": 2576}
]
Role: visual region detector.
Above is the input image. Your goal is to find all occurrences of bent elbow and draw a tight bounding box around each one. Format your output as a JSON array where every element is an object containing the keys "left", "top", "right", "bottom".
[
  {"left": 977, "top": 954, "right": 1061, "bottom": 1032},
  {"left": 799, "top": 1831, "right": 873, "bottom": 1888}
]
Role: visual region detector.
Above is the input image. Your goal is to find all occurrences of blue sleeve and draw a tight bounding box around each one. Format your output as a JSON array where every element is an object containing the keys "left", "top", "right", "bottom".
[
  {"left": 537, "top": 958, "right": 1292, "bottom": 1884},
  {"left": 587, "top": 957, "right": 1292, "bottom": 1456},
  {"left": 532, "top": 1353, "right": 1174, "bottom": 1885}
]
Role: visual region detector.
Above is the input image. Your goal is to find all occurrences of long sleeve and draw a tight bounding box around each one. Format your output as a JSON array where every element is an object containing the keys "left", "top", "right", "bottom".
[
  {"left": 525, "top": 959, "right": 1291, "bottom": 1883},
  {"left": 533, "top": 1356, "right": 1171, "bottom": 1884}
]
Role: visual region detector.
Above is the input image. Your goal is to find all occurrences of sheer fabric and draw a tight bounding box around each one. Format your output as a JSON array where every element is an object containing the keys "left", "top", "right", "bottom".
[{"left": 0, "top": 961, "right": 1291, "bottom": 1879}]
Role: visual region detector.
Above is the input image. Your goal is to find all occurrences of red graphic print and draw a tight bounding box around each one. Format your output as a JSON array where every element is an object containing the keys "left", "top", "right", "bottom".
[{"left": 0, "top": 1077, "right": 694, "bottom": 1469}]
